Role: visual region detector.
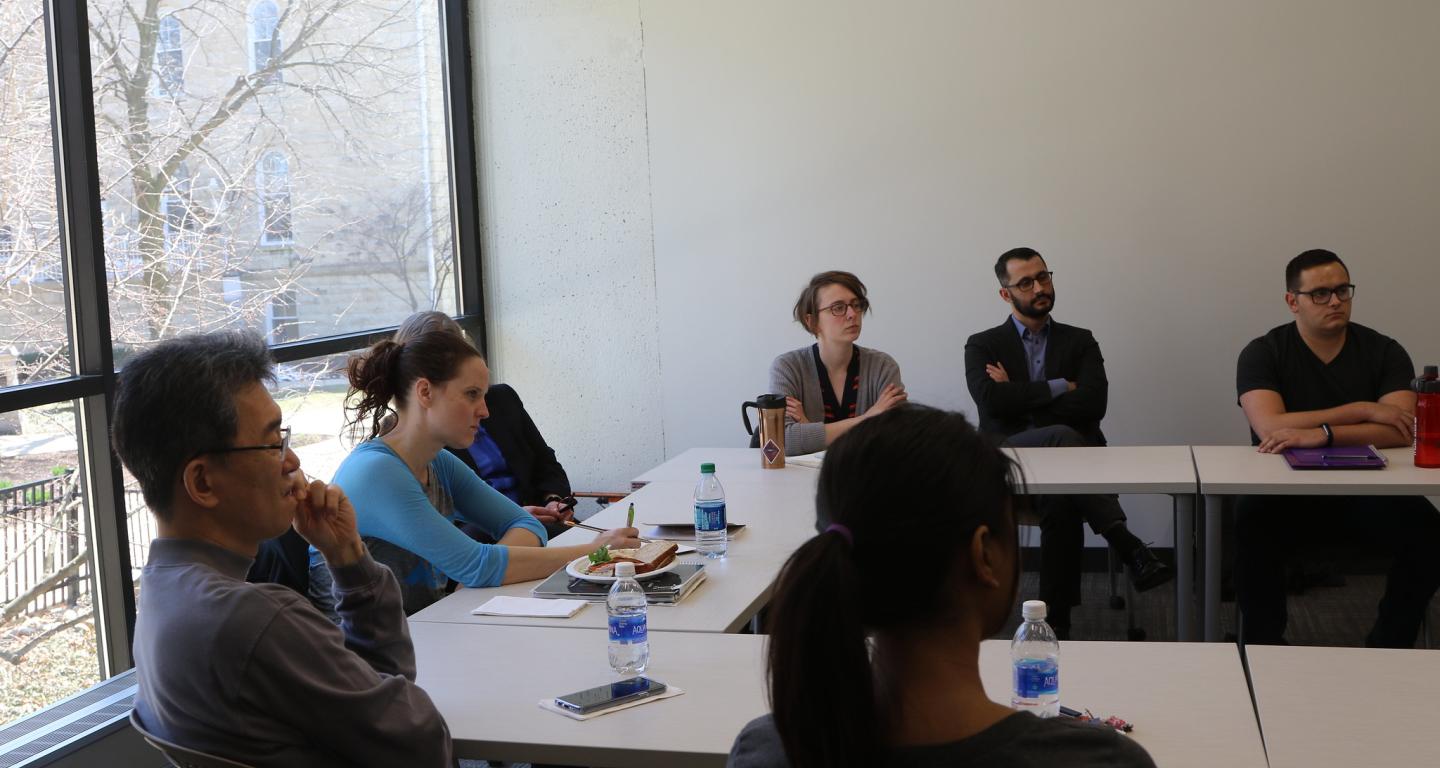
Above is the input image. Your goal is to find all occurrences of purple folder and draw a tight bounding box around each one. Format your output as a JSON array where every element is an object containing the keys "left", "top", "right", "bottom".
[{"left": 1283, "top": 445, "right": 1388, "bottom": 470}]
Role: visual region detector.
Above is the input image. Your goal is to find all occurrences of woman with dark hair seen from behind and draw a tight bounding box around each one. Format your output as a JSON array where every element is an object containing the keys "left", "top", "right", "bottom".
[
  {"left": 769, "top": 270, "right": 907, "bottom": 455},
  {"left": 727, "top": 405, "right": 1155, "bottom": 768},
  {"left": 394, "top": 312, "right": 577, "bottom": 540},
  {"left": 311, "top": 327, "right": 638, "bottom": 617}
]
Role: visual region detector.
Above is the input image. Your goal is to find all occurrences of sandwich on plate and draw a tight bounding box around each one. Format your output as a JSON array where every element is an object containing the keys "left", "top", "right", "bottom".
[{"left": 586, "top": 540, "right": 679, "bottom": 575}]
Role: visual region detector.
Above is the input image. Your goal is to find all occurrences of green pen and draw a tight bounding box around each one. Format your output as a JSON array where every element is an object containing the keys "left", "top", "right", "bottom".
[{"left": 626, "top": 502, "right": 635, "bottom": 529}]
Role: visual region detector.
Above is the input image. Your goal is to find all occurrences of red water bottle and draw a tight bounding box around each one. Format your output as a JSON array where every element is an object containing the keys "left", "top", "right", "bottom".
[{"left": 1415, "top": 365, "right": 1440, "bottom": 469}]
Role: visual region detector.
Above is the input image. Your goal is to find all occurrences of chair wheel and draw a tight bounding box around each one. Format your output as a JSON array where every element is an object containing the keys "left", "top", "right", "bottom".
[
  {"left": 1109, "top": 595, "right": 1126, "bottom": 610},
  {"left": 1127, "top": 627, "right": 1146, "bottom": 641}
]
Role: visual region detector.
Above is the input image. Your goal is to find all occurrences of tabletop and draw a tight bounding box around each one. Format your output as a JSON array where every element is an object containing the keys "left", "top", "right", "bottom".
[
  {"left": 1193, "top": 445, "right": 1440, "bottom": 495},
  {"left": 412, "top": 623, "right": 769, "bottom": 767},
  {"left": 408, "top": 479, "right": 816, "bottom": 632},
  {"left": 631, "top": 447, "right": 820, "bottom": 488},
  {"left": 412, "top": 625, "right": 1266, "bottom": 768},
  {"left": 1005, "top": 445, "right": 1198, "bottom": 495},
  {"left": 1246, "top": 644, "right": 1437, "bottom": 768},
  {"left": 980, "top": 639, "right": 1266, "bottom": 768}
]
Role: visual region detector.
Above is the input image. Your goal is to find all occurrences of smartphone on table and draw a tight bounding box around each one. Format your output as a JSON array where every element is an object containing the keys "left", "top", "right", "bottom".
[{"left": 553, "top": 676, "right": 667, "bottom": 715}]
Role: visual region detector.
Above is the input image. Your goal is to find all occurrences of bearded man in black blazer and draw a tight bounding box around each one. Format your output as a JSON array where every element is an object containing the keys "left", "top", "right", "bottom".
[{"left": 963, "top": 247, "right": 1171, "bottom": 638}]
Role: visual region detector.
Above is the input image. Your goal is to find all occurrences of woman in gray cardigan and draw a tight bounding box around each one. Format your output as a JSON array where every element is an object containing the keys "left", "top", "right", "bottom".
[{"left": 768, "top": 270, "right": 907, "bottom": 455}]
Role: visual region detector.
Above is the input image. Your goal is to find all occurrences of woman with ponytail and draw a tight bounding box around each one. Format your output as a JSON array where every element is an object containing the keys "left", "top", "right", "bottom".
[
  {"left": 311, "top": 328, "right": 638, "bottom": 617},
  {"left": 728, "top": 405, "right": 1155, "bottom": 768}
]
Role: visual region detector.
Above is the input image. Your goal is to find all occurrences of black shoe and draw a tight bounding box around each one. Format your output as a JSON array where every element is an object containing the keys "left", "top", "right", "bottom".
[{"left": 1126, "top": 543, "right": 1174, "bottom": 593}]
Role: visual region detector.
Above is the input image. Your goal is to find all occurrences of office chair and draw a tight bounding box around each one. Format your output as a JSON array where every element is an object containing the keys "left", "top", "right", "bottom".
[{"left": 129, "top": 710, "right": 257, "bottom": 768}]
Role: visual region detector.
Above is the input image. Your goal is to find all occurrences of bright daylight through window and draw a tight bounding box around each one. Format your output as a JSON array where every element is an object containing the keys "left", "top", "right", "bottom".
[{"left": 1, "top": 0, "right": 461, "bottom": 727}]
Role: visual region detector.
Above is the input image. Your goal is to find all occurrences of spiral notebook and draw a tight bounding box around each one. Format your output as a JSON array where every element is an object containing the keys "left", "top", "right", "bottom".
[{"left": 1283, "top": 445, "right": 1388, "bottom": 470}]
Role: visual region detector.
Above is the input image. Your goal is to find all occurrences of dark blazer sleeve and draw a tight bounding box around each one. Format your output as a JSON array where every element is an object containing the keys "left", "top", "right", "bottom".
[
  {"left": 1045, "top": 326, "right": 1108, "bottom": 424},
  {"left": 482, "top": 384, "right": 571, "bottom": 505},
  {"left": 964, "top": 324, "right": 1054, "bottom": 420}
]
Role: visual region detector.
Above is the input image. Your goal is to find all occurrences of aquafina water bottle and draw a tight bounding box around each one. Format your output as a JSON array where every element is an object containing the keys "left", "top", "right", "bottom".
[
  {"left": 1011, "top": 599, "right": 1060, "bottom": 717},
  {"left": 693, "top": 462, "right": 727, "bottom": 558},
  {"left": 607, "top": 562, "right": 649, "bottom": 674}
]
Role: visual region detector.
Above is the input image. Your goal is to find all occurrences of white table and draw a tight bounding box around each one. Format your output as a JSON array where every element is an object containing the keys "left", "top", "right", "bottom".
[
  {"left": 412, "top": 623, "right": 768, "bottom": 767},
  {"left": 1191, "top": 446, "right": 1440, "bottom": 640},
  {"left": 1006, "top": 446, "right": 1200, "bottom": 640},
  {"left": 630, "top": 447, "right": 819, "bottom": 488},
  {"left": 1246, "top": 644, "right": 1438, "bottom": 768},
  {"left": 411, "top": 623, "right": 1265, "bottom": 768},
  {"left": 979, "top": 640, "right": 1267, "bottom": 768},
  {"left": 408, "top": 477, "right": 818, "bottom": 633}
]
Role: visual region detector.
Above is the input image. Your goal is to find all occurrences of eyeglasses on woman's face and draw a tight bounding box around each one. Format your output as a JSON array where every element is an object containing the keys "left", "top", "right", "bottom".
[{"left": 820, "top": 299, "right": 868, "bottom": 317}]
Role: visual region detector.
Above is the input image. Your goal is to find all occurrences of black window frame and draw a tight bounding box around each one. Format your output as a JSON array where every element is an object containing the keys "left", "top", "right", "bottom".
[{"left": 1, "top": 0, "right": 486, "bottom": 680}]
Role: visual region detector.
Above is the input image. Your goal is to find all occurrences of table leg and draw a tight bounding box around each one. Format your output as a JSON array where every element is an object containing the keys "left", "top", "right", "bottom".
[
  {"left": 1174, "top": 494, "right": 1195, "bottom": 641},
  {"left": 1204, "top": 494, "right": 1224, "bottom": 642}
]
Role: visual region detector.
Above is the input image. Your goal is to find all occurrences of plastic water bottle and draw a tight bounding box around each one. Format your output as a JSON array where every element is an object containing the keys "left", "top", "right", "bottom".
[
  {"left": 607, "top": 562, "right": 649, "bottom": 674},
  {"left": 693, "top": 462, "right": 727, "bottom": 558},
  {"left": 1011, "top": 600, "right": 1060, "bottom": 717}
]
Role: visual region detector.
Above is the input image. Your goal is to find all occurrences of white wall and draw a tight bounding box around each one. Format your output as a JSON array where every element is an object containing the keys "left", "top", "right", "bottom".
[
  {"left": 475, "top": 1, "right": 1440, "bottom": 540},
  {"left": 472, "top": 0, "right": 665, "bottom": 490}
]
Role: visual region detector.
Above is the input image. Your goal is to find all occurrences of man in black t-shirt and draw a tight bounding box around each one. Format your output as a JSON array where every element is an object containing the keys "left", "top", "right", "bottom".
[{"left": 1234, "top": 249, "right": 1440, "bottom": 647}]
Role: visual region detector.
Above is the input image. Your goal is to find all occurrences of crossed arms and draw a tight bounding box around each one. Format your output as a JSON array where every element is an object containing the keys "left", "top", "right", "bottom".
[{"left": 1240, "top": 389, "right": 1416, "bottom": 453}]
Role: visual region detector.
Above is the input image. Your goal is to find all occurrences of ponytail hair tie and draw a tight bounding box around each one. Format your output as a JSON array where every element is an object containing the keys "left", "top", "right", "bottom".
[{"left": 825, "top": 523, "right": 853, "bottom": 545}]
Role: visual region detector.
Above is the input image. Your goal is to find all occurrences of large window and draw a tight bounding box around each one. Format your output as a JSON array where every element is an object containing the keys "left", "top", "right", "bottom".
[
  {"left": 0, "top": 403, "right": 101, "bottom": 724},
  {"left": 0, "top": 0, "right": 481, "bottom": 729},
  {"left": 0, "top": 0, "right": 71, "bottom": 387},
  {"left": 91, "top": 0, "right": 459, "bottom": 346}
]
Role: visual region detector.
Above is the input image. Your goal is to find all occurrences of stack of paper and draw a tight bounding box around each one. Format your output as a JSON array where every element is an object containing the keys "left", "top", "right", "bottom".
[{"left": 471, "top": 596, "right": 587, "bottom": 618}]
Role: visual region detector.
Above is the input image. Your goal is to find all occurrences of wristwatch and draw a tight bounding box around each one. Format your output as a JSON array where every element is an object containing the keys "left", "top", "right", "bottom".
[{"left": 1320, "top": 423, "right": 1334, "bottom": 447}]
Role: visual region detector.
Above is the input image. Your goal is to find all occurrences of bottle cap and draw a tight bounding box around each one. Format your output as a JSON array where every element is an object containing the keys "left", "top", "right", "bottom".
[
  {"left": 700, "top": 462, "right": 716, "bottom": 474},
  {"left": 1021, "top": 600, "right": 1047, "bottom": 621},
  {"left": 1425, "top": 365, "right": 1438, "bottom": 377},
  {"left": 615, "top": 562, "right": 636, "bottom": 578}
]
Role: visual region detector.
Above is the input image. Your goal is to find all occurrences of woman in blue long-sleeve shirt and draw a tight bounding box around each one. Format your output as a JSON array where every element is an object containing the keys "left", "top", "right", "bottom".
[{"left": 311, "top": 329, "right": 638, "bottom": 616}]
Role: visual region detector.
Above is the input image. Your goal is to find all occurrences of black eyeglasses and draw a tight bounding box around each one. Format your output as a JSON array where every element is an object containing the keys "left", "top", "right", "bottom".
[
  {"left": 1291, "top": 284, "right": 1356, "bottom": 304},
  {"left": 820, "top": 299, "right": 868, "bottom": 317},
  {"left": 189, "top": 426, "right": 291, "bottom": 463},
  {"left": 1004, "top": 271, "right": 1054, "bottom": 293}
]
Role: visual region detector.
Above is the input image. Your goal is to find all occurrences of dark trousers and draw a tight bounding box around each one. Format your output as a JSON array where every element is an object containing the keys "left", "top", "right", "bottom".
[
  {"left": 1004, "top": 425, "right": 1128, "bottom": 633},
  {"left": 1236, "top": 494, "right": 1440, "bottom": 647}
]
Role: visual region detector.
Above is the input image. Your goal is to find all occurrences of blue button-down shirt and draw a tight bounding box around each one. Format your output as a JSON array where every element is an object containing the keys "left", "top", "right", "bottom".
[{"left": 1010, "top": 316, "right": 1069, "bottom": 400}]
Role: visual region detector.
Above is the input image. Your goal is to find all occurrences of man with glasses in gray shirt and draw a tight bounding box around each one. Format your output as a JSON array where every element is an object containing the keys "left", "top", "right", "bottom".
[{"left": 113, "top": 332, "right": 452, "bottom": 767}]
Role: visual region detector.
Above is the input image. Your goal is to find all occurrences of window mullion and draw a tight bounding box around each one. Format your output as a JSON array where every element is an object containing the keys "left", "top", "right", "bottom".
[
  {"left": 439, "top": 0, "right": 486, "bottom": 354},
  {"left": 46, "top": 0, "right": 135, "bottom": 675}
]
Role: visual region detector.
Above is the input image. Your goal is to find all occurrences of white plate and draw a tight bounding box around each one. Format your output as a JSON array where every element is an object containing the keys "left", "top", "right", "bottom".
[{"left": 565, "top": 555, "right": 679, "bottom": 583}]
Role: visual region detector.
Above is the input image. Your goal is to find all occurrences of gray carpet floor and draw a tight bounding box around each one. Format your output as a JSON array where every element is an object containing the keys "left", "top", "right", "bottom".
[{"left": 997, "top": 570, "right": 1439, "bottom": 647}]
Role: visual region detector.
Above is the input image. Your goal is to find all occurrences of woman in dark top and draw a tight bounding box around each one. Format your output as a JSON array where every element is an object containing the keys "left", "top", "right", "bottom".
[
  {"left": 394, "top": 312, "right": 575, "bottom": 539},
  {"left": 727, "top": 405, "right": 1155, "bottom": 768}
]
